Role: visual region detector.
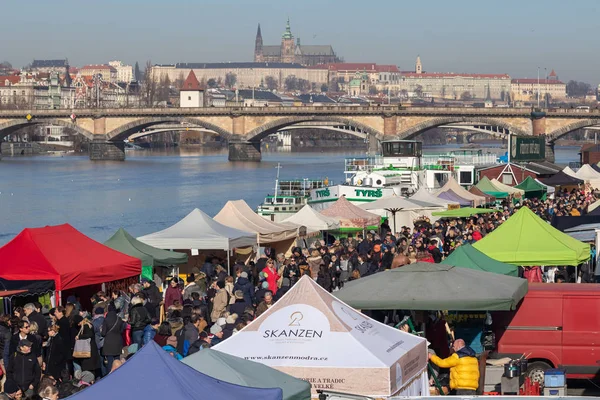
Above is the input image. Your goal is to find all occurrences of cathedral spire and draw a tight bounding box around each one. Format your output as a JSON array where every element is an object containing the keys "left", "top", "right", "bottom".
[
  {"left": 254, "top": 23, "right": 264, "bottom": 62},
  {"left": 282, "top": 17, "right": 293, "bottom": 39}
]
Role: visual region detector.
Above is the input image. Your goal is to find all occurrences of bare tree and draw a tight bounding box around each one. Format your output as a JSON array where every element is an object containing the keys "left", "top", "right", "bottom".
[
  {"left": 175, "top": 72, "right": 185, "bottom": 89},
  {"left": 460, "top": 91, "right": 472, "bottom": 101},
  {"left": 207, "top": 78, "right": 217, "bottom": 88},
  {"left": 414, "top": 85, "right": 423, "bottom": 98},
  {"left": 224, "top": 72, "right": 237, "bottom": 89},
  {"left": 142, "top": 60, "right": 157, "bottom": 107},
  {"left": 265, "top": 75, "right": 278, "bottom": 91},
  {"left": 285, "top": 75, "right": 298, "bottom": 91}
]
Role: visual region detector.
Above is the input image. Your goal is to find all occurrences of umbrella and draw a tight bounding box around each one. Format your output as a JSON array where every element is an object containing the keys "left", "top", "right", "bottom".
[
  {"left": 362, "top": 196, "right": 440, "bottom": 232},
  {"left": 335, "top": 262, "right": 528, "bottom": 311}
]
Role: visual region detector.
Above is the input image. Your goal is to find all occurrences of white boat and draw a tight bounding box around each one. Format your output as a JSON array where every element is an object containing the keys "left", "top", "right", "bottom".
[
  {"left": 308, "top": 140, "right": 500, "bottom": 211},
  {"left": 257, "top": 163, "right": 329, "bottom": 222}
]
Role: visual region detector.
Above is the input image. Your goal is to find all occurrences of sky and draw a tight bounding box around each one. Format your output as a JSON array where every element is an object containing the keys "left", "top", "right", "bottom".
[{"left": 1, "top": 0, "right": 598, "bottom": 84}]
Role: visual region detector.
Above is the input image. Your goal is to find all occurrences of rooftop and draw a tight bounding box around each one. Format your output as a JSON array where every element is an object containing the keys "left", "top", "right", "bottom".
[
  {"left": 81, "top": 64, "right": 117, "bottom": 72},
  {"left": 511, "top": 78, "right": 565, "bottom": 85},
  {"left": 31, "top": 59, "right": 68, "bottom": 68},
  {"left": 163, "top": 62, "right": 310, "bottom": 70},
  {"left": 311, "top": 63, "right": 399, "bottom": 72},
  {"left": 402, "top": 72, "right": 510, "bottom": 79},
  {"left": 180, "top": 70, "right": 202, "bottom": 91}
]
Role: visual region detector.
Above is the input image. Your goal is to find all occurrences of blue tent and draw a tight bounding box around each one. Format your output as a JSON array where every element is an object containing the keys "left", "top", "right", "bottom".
[{"left": 67, "top": 341, "right": 282, "bottom": 400}]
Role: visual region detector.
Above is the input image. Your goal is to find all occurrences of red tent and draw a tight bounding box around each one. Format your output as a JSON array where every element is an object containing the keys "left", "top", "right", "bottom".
[{"left": 0, "top": 224, "right": 141, "bottom": 291}]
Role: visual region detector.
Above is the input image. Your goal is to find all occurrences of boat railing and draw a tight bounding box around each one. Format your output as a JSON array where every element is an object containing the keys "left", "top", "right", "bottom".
[
  {"left": 422, "top": 153, "right": 499, "bottom": 166},
  {"left": 344, "top": 157, "right": 383, "bottom": 173}
]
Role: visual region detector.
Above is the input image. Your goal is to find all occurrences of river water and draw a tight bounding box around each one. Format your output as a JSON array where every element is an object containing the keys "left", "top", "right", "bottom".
[{"left": 0, "top": 145, "right": 580, "bottom": 245}]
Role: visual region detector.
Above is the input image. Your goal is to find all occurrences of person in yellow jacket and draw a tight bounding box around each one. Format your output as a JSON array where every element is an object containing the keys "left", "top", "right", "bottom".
[{"left": 429, "top": 338, "right": 480, "bottom": 395}]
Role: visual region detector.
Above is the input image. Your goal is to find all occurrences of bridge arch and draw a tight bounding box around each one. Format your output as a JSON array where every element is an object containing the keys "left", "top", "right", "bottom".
[
  {"left": 106, "top": 117, "right": 234, "bottom": 142},
  {"left": 0, "top": 118, "right": 94, "bottom": 141},
  {"left": 244, "top": 116, "right": 384, "bottom": 142},
  {"left": 547, "top": 118, "right": 600, "bottom": 142},
  {"left": 397, "top": 116, "right": 529, "bottom": 139}
]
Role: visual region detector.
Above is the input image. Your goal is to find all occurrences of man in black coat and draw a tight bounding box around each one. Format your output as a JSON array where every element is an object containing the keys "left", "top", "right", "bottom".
[
  {"left": 100, "top": 308, "right": 123, "bottom": 374},
  {"left": 142, "top": 279, "right": 162, "bottom": 308},
  {"left": 52, "top": 306, "right": 74, "bottom": 376},
  {"left": 24, "top": 304, "right": 47, "bottom": 340},
  {"left": 7, "top": 321, "right": 40, "bottom": 367},
  {"left": 7, "top": 339, "right": 41, "bottom": 398}
]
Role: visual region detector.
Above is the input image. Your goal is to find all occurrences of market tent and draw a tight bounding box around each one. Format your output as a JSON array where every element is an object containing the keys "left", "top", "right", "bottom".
[
  {"left": 490, "top": 179, "right": 525, "bottom": 197},
  {"left": 320, "top": 196, "right": 381, "bottom": 231},
  {"left": 410, "top": 187, "right": 459, "bottom": 207},
  {"left": 336, "top": 262, "right": 527, "bottom": 311},
  {"left": 138, "top": 208, "right": 256, "bottom": 250},
  {"left": 564, "top": 223, "right": 600, "bottom": 242},
  {"left": 214, "top": 200, "right": 298, "bottom": 244},
  {"left": 432, "top": 207, "right": 496, "bottom": 218},
  {"left": 563, "top": 166, "right": 579, "bottom": 178},
  {"left": 540, "top": 170, "right": 584, "bottom": 187},
  {"left": 442, "top": 244, "right": 519, "bottom": 276},
  {"left": 588, "top": 199, "right": 600, "bottom": 213},
  {"left": 475, "top": 176, "right": 509, "bottom": 198},
  {"left": 435, "top": 176, "right": 486, "bottom": 207},
  {"left": 474, "top": 206, "right": 590, "bottom": 266},
  {"left": 469, "top": 186, "right": 496, "bottom": 204},
  {"left": 436, "top": 189, "right": 472, "bottom": 206},
  {"left": 575, "top": 164, "right": 600, "bottom": 188},
  {"left": 592, "top": 163, "right": 600, "bottom": 173},
  {"left": 282, "top": 205, "right": 340, "bottom": 232},
  {"left": 515, "top": 176, "right": 547, "bottom": 199},
  {"left": 183, "top": 349, "right": 311, "bottom": 400},
  {"left": 535, "top": 178, "right": 555, "bottom": 194},
  {"left": 0, "top": 224, "right": 141, "bottom": 291},
  {"left": 68, "top": 341, "right": 282, "bottom": 400},
  {"left": 215, "top": 275, "right": 428, "bottom": 398},
  {"left": 105, "top": 228, "right": 188, "bottom": 267},
  {"left": 361, "top": 196, "right": 442, "bottom": 232}
]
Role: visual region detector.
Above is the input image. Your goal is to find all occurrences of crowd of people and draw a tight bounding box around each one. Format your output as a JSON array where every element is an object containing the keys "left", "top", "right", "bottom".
[{"left": 0, "top": 187, "right": 595, "bottom": 398}]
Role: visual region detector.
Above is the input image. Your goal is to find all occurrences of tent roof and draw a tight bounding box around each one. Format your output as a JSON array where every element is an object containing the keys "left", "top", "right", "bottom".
[
  {"left": 436, "top": 189, "right": 472, "bottom": 206},
  {"left": 540, "top": 170, "right": 584, "bottom": 187},
  {"left": 105, "top": 228, "right": 188, "bottom": 267},
  {"left": 469, "top": 186, "right": 496, "bottom": 203},
  {"left": 362, "top": 195, "right": 441, "bottom": 211},
  {"left": 476, "top": 176, "right": 506, "bottom": 195},
  {"left": 442, "top": 244, "right": 519, "bottom": 276},
  {"left": 410, "top": 187, "right": 458, "bottom": 207},
  {"left": 214, "top": 275, "right": 427, "bottom": 397},
  {"left": 320, "top": 196, "right": 381, "bottom": 228},
  {"left": 564, "top": 223, "right": 600, "bottom": 242},
  {"left": 575, "top": 164, "right": 600, "bottom": 187},
  {"left": 282, "top": 205, "right": 339, "bottom": 231},
  {"left": 435, "top": 177, "right": 486, "bottom": 206},
  {"left": 138, "top": 208, "right": 256, "bottom": 250},
  {"left": 515, "top": 176, "right": 546, "bottom": 192},
  {"left": 214, "top": 200, "right": 298, "bottom": 244},
  {"left": 535, "top": 178, "right": 555, "bottom": 193},
  {"left": 183, "top": 349, "right": 311, "bottom": 400},
  {"left": 68, "top": 341, "right": 282, "bottom": 400},
  {"left": 0, "top": 224, "right": 141, "bottom": 291},
  {"left": 474, "top": 207, "right": 590, "bottom": 266},
  {"left": 335, "top": 262, "right": 528, "bottom": 311},
  {"left": 432, "top": 207, "right": 496, "bottom": 218},
  {"left": 562, "top": 166, "right": 578, "bottom": 178},
  {"left": 490, "top": 179, "right": 525, "bottom": 196}
]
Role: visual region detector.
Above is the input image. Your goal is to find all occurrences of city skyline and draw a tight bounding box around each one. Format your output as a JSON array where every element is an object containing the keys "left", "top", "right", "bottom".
[{"left": 1, "top": 0, "right": 598, "bottom": 84}]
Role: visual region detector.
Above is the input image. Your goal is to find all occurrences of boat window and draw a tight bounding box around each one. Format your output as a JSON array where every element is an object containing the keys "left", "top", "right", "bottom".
[
  {"left": 285, "top": 198, "right": 294, "bottom": 204},
  {"left": 264, "top": 197, "right": 273, "bottom": 204},
  {"left": 382, "top": 141, "right": 422, "bottom": 157},
  {"left": 459, "top": 171, "right": 473, "bottom": 184}
]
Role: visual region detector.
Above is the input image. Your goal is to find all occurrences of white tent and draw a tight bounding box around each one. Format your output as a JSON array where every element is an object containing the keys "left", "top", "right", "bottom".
[
  {"left": 214, "top": 200, "right": 298, "bottom": 244},
  {"left": 490, "top": 178, "right": 525, "bottom": 197},
  {"left": 435, "top": 176, "right": 487, "bottom": 207},
  {"left": 214, "top": 275, "right": 428, "bottom": 398},
  {"left": 535, "top": 178, "right": 555, "bottom": 195},
  {"left": 282, "top": 205, "right": 340, "bottom": 232},
  {"left": 360, "top": 196, "right": 444, "bottom": 232},
  {"left": 563, "top": 166, "right": 578, "bottom": 178},
  {"left": 137, "top": 208, "right": 256, "bottom": 250},
  {"left": 410, "top": 187, "right": 459, "bottom": 207},
  {"left": 575, "top": 164, "right": 600, "bottom": 189}
]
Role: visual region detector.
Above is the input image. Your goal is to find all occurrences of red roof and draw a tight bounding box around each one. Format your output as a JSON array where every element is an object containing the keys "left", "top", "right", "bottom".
[
  {"left": 511, "top": 78, "right": 564, "bottom": 85},
  {"left": 309, "top": 63, "right": 400, "bottom": 73},
  {"left": 402, "top": 72, "right": 510, "bottom": 79},
  {"left": 549, "top": 69, "right": 557, "bottom": 77},
  {"left": 0, "top": 224, "right": 141, "bottom": 291},
  {"left": 0, "top": 76, "right": 20, "bottom": 86},
  {"left": 181, "top": 70, "right": 201, "bottom": 91}
]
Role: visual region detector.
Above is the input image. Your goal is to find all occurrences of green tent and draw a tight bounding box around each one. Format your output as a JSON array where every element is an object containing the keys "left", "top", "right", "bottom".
[
  {"left": 335, "top": 262, "right": 528, "bottom": 311},
  {"left": 474, "top": 207, "right": 590, "bottom": 266},
  {"left": 104, "top": 228, "right": 188, "bottom": 279},
  {"left": 432, "top": 207, "right": 496, "bottom": 218},
  {"left": 476, "top": 176, "right": 509, "bottom": 199},
  {"left": 515, "top": 176, "right": 546, "bottom": 199},
  {"left": 183, "top": 349, "right": 311, "bottom": 400},
  {"left": 442, "top": 244, "right": 519, "bottom": 276}
]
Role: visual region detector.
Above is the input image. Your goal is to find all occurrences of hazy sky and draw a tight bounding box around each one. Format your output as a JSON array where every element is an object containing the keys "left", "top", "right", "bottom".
[{"left": 1, "top": 0, "right": 598, "bottom": 84}]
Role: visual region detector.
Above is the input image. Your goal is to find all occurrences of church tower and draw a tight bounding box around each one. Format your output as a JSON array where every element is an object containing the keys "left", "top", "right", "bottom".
[
  {"left": 415, "top": 56, "right": 422, "bottom": 74},
  {"left": 254, "top": 24, "right": 264, "bottom": 62},
  {"left": 280, "top": 18, "right": 296, "bottom": 64}
]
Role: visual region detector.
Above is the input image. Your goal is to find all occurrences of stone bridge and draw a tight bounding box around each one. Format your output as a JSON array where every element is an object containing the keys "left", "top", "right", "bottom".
[{"left": 0, "top": 106, "right": 598, "bottom": 161}]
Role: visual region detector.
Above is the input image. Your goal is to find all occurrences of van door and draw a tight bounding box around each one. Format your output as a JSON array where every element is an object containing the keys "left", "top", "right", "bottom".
[{"left": 562, "top": 296, "right": 600, "bottom": 377}]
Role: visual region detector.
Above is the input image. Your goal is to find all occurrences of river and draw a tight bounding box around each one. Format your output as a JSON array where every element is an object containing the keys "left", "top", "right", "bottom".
[{"left": 0, "top": 145, "right": 580, "bottom": 245}]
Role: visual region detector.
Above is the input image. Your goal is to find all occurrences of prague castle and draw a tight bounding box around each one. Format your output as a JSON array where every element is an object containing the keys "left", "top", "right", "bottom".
[{"left": 254, "top": 19, "right": 341, "bottom": 66}]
